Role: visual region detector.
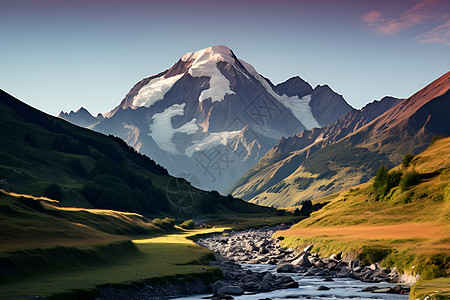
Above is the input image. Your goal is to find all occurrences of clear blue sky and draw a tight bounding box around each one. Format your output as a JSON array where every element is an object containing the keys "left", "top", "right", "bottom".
[{"left": 1, "top": 0, "right": 449, "bottom": 116}]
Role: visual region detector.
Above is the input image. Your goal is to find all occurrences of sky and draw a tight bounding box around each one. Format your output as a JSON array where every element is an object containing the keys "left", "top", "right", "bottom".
[{"left": 1, "top": 0, "right": 449, "bottom": 116}]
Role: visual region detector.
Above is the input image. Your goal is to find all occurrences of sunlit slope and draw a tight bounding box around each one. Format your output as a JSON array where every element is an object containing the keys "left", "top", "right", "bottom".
[{"left": 277, "top": 137, "right": 450, "bottom": 280}]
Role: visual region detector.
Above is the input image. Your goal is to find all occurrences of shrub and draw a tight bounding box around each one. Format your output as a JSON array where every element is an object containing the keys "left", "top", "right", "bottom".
[
  {"left": 400, "top": 170, "right": 420, "bottom": 191},
  {"left": 152, "top": 218, "right": 176, "bottom": 230},
  {"left": 293, "top": 208, "right": 300, "bottom": 216},
  {"left": 179, "top": 219, "right": 196, "bottom": 229},
  {"left": 373, "top": 166, "right": 402, "bottom": 197},
  {"left": 402, "top": 153, "right": 414, "bottom": 168},
  {"left": 43, "top": 184, "right": 63, "bottom": 200}
]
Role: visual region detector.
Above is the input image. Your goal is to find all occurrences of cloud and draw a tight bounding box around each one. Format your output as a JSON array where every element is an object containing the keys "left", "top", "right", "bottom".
[
  {"left": 361, "top": 0, "right": 438, "bottom": 36},
  {"left": 417, "top": 20, "right": 450, "bottom": 45}
]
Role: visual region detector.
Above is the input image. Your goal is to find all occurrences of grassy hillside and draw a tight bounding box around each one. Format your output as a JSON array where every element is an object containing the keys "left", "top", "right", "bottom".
[
  {"left": 0, "top": 190, "right": 223, "bottom": 298},
  {"left": 0, "top": 89, "right": 274, "bottom": 217},
  {"left": 0, "top": 189, "right": 301, "bottom": 299},
  {"left": 276, "top": 137, "right": 450, "bottom": 297}
]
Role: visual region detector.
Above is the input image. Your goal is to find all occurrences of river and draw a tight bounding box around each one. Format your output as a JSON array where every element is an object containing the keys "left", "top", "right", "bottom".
[{"left": 176, "top": 263, "right": 408, "bottom": 299}]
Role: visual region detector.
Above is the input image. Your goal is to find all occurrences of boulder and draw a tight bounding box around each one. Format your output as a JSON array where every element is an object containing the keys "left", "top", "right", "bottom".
[
  {"left": 317, "top": 285, "right": 330, "bottom": 290},
  {"left": 303, "top": 244, "right": 314, "bottom": 252},
  {"left": 292, "top": 254, "right": 312, "bottom": 267},
  {"left": 211, "top": 280, "right": 228, "bottom": 292},
  {"left": 329, "top": 252, "right": 342, "bottom": 260},
  {"left": 361, "top": 286, "right": 380, "bottom": 292},
  {"left": 276, "top": 263, "right": 294, "bottom": 273},
  {"left": 217, "top": 286, "right": 244, "bottom": 295},
  {"left": 372, "top": 287, "right": 394, "bottom": 293}
]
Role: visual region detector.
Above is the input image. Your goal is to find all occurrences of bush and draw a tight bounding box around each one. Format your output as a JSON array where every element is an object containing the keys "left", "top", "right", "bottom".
[
  {"left": 43, "top": 184, "right": 63, "bottom": 200},
  {"left": 400, "top": 170, "right": 420, "bottom": 191},
  {"left": 373, "top": 166, "right": 402, "bottom": 197},
  {"left": 402, "top": 153, "right": 414, "bottom": 168},
  {"left": 152, "top": 218, "right": 176, "bottom": 230},
  {"left": 179, "top": 219, "right": 196, "bottom": 229}
]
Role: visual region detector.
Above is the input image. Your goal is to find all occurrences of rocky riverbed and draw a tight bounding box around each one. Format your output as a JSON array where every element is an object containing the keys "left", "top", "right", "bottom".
[
  {"left": 194, "top": 224, "right": 411, "bottom": 300},
  {"left": 98, "top": 225, "right": 411, "bottom": 299}
]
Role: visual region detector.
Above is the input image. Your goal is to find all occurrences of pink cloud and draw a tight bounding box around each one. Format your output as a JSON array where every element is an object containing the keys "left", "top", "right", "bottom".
[
  {"left": 360, "top": 10, "right": 382, "bottom": 25},
  {"left": 417, "top": 20, "right": 450, "bottom": 45},
  {"left": 360, "top": 0, "right": 439, "bottom": 36}
]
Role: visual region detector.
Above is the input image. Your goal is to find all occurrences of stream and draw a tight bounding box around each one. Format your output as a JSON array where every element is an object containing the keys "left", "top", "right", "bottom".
[
  {"left": 176, "top": 263, "right": 408, "bottom": 299},
  {"left": 175, "top": 224, "right": 410, "bottom": 300}
]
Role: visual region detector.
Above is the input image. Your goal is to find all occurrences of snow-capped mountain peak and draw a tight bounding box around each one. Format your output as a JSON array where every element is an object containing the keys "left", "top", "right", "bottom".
[
  {"left": 180, "top": 45, "right": 237, "bottom": 66},
  {"left": 60, "top": 45, "right": 353, "bottom": 193}
]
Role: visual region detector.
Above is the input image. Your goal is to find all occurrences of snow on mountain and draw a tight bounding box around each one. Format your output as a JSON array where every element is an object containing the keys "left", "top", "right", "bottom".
[
  {"left": 182, "top": 45, "right": 237, "bottom": 103},
  {"left": 238, "top": 58, "right": 320, "bottom": 130},
  {"left": 59, "top": 45, "right": 352, "bottom": 193},
  {"left": 132, "top": 74, "right": 184, "bottom": 108},
  {"left": 149, "top": 103, "right": 198, "bottom": 155}
]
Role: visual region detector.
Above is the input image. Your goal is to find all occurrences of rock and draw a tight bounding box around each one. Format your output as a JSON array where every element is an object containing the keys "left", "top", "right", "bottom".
[
  {"left": 283, "top": 280, "right": 299, "bottom": 288},
  {"left": 372, "top": 287, "right": 394, "bottom": 293},
  {"left": 277, "top": 263, "right": 294, "bottom": 273},
  {"left": 393, "top": 285, "right": 410, "bottom": 294},
  {"left": 317, "top": 285, "right": 330, "bottom": 290},
  {"left": 329, "top": 252, "right": 342, "bottom": 260},
  {"left": 217, "top": 286, "right": 244, "bottom": 295},
  {"left": 315, "top": 260, "right": 325, "bottom": 269},
  {"left": 258, "top": 282, "right": 272, "bottom": 292},
  {"left": 211, "top": 280, "right": 228, "bottom": 292},
  {"left": 361, "top": 286, "right": 380, "bottom": 292},
  {"left": 292, "top": 254, "right": 312, "bottom": 267},
  {"left": 303, "top": 244, "right": 314, "bottom": 252}
]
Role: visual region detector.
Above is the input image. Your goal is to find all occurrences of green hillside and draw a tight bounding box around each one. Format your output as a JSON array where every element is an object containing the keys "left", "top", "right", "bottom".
[{"left": 0, "top": 89, "right": 271, "bottom": 217}]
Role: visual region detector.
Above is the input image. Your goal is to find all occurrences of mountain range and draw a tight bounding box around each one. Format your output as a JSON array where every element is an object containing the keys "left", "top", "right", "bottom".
[
  {"left": 59, "top": 45, "right": 352, "bottom": 193},
  {"left": 229, "top": 71, "right": 450, "bottom": 207}
]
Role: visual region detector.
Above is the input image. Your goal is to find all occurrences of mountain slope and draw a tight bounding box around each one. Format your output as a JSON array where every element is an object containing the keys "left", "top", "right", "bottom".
[
  {"left": 229, "top": 96, "right": 403, "bottom": 206},
  {"left": 60, "top": 45, "right": 352, "bottom": 193},
  {"left": 230, "top": 71, "right": 450, "bottom": 207},
  {"left": 277, "top": 137, "right": 450, "bottom": 285},
  {"left": 0, "top": 89, "right": 271, "bottom": 217}
]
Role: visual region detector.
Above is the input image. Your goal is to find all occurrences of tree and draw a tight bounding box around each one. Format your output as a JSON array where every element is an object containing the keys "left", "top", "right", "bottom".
[
  {"left": 400, "top": 170, "right": 420, "bottom": 191},
  {"left": 300, "top": 200, "right": 313, "bottom": 216},
  {"left": 402, "top": 153, "right": 414, "bottom": 168}
]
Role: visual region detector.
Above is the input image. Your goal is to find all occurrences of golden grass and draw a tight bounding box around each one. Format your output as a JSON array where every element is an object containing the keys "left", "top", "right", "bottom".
[{"left": 0, "top": 228, "right": 226, "bottom": 300}]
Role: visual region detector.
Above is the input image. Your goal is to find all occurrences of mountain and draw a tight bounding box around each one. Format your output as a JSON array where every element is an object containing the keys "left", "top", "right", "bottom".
[
  {"left": 0, "top": 89, "right": 272, "bottom": 217},
  {"left": 58, "top": 107, "right": 104, "bottom": 128},
  {"left": 229, "top": 71, "right": 450, "bottom": 207},
  {"left": 59, "top": 45, "right": 352, "bottom": 193}
]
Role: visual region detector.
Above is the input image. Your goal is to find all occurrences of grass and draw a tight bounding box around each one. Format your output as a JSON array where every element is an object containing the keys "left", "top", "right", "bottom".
[
  {"left": 274, "top": 137, "right": 450, "bottom": 298},
  {"left": 0, "top": 189, "right": 299, "bottom": 299},
  {"left": 410, "top": 278, "right": 450, "bottom": 300},
  {"left": 0, "top": 229, "right": 224, "bottom": 300}
]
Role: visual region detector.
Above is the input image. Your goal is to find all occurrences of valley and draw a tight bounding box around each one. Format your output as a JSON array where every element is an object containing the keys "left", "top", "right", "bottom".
[{"left": 1, "top": 44, "right": 449, "bottom": 300}]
